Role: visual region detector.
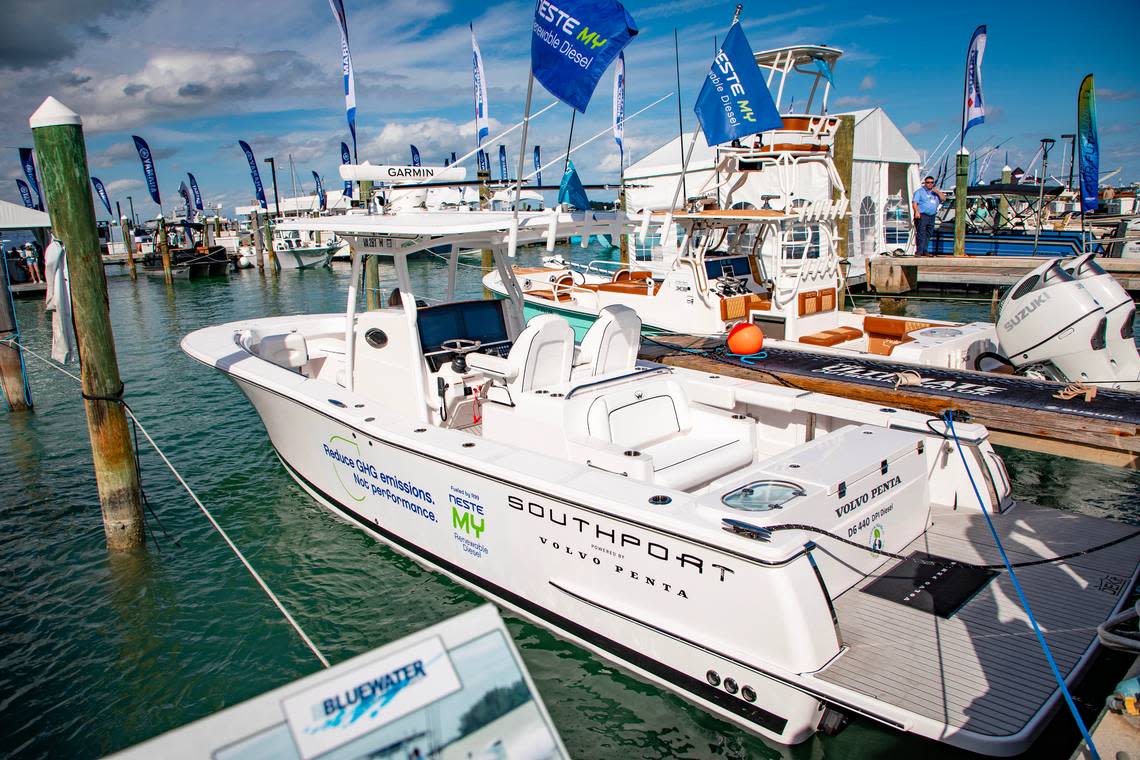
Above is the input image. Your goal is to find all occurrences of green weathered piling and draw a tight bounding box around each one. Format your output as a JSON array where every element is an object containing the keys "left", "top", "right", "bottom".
[
  {"left": 478, "top": 167, "right": 493, "bottom": 299},
  {"left": 158, "top": 217, "right": 173, "bottom": 283},
  {"left": 0, "top": 271, "right": 32, "bottom": 411},
  {"left": 954, "top": 148, "right": 969, "bottom": 257},
  {"left": 117, "top": 201, "right": 136, "bottom": 279},
  {"left": 832, "top": 115, "right": 855, "bottom": 259},
  {"left": 30, "top": 96, "right": 144, "bottom": 551}
]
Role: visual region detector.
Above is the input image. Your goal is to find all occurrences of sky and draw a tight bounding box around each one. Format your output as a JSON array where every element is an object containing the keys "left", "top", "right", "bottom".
[{"left": 1, "top": 0, "right": 1138, "bottom": 222}]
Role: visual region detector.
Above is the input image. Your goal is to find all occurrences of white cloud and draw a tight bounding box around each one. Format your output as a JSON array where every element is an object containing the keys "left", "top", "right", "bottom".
[
  {"left": 859, "top": 75, "right": 875, "bottom": 91},
  {"left": 105, "top": 178, "right": 142, "bottom": 194},
  {"left": 833, "top": 95, "right": 871, "bottom": 108}
]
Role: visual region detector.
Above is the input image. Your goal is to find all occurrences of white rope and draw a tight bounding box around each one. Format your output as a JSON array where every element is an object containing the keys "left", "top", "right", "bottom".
[{"left": 5, "top": 337, "right": 331, "bottom": 668}]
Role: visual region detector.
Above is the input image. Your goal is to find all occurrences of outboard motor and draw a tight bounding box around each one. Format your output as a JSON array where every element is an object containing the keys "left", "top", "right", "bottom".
[
  {"left": 995, "top": 259, "right": 1117, "bottom": 385},
  {"left": 1059, "top": 253, "right": 1140, "bottom": 390}
]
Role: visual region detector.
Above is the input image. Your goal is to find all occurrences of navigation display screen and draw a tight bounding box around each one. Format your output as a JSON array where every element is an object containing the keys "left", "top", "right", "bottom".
[{"left": 418, "top": 300, "right": 510, "bottom": 357}]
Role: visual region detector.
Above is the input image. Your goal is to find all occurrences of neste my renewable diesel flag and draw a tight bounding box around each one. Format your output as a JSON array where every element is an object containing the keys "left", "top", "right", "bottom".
[
  {"left": 693, "top": 23, "right": 782, "bottom": 146},
  {"left": 531, "top": 0, "right": 638, "bottom": 113}
]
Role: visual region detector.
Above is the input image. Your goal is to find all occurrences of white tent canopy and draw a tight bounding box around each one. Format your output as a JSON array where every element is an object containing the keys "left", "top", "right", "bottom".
[{"left": 0, "top": 199, "right": 50, "bottom": 229}]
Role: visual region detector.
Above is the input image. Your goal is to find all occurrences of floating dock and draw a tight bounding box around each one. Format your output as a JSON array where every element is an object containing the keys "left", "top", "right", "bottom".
[
  {"left": 7, "top": 281, "right": 46, "bottom": 300},
  {"left": 641, "top": 337, "right": 1140, "bottom": 469},
  {"left": 867, "top": 255, "right": 1140, "bottom": 295}
]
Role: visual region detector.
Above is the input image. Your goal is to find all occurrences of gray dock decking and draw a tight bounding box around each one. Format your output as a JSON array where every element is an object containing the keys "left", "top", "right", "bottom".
[{"left": 815, "top": 501, "right": 1139, "bottom": 739}]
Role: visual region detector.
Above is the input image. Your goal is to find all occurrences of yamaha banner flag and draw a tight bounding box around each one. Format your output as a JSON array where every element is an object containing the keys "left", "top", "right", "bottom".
[
  {"left": 613, "top": 51, "right": 625, "bottom": 167},
  {"left": 1077, "top": 74, "right": 1099, "bottom": 213},
  {"left": 18, "top": 148, "right": 43, "bottom": 210},
  {"left": 178, "top": 180, "right": 195, "bottom": 221},
  {"left": 131, "top": 136, "right": 162, "bottom": 205},
  {"left": 693, "top": 23, "right": 782, "bottom": 146},
  {"left": 340, "top": 142, "right": 353, "bottom": 199},
  {"left": 472, "top": 25, "right": 490, "bottom": 145},
  {"left": 498, "top": 144, "right": 508, "bottom": 180},
  {"left": 531, "top": 0, "right": 639, "bottom": 113},
  {"left": 962, "top": 25, "right": 987, "bottom": 141},
  {"left": 410, "top": 145, "right": 421, "bottom": 167},
  {"left": 187, "top": 172, "right": 204, "bottom": 210},
  {"left": 16, "top": 179, "right": 35, "bottom": 209},
  {"left": 534, "top": 145, "right": 542, "bottom": 186},
  {"left": 312, "top": 170, "right": 327, "bottom": 211},
  {"left": 477, "top": 150, "right": 489, "bottom": 174},
  {"left": 91, "top": 177, "right": 113, "bottom": 216},
  {"left": 328, "top": 0, "right": 358, "bottom": 159},
  {"left": 238, "top": 140, "right": 268, "bottom": 209}
]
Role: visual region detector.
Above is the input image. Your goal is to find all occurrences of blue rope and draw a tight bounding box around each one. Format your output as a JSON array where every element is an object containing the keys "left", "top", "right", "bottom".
[
  {"left": 726, "top": 350, "right": 768, "bottom": 365},
  {"left": 943, "top": 411, "right": 1099, "bottom": 760}
]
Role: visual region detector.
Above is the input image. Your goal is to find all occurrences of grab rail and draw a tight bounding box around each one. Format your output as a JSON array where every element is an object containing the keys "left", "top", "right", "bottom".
[{"left": 564, "top": 366, "right": 672, "bottom": 399}]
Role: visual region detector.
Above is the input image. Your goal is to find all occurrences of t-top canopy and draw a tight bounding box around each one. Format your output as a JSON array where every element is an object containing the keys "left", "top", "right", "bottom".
[
  {"left": 753, "top": 45, "right": 842, "bottom": 71},
  {"left": 277, "top": 210, "right": 632, "bottom": 257}
]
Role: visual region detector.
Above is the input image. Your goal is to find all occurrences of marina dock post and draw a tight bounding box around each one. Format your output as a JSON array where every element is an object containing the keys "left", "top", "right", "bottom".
[
  {"left": 953, "top": 147, "right": 968, "bottom": 257},
  {"left": 479, "top": 166, "right": 493, "bottom": 297},
  {"left": 0, "top": 269, "right": 33, "bottom": 411},
  {"left": 263, "top": 213, "right": 276, "bottom": 272},
  {"left": 832, "top": 115, "right": 854, "bottom": 259},
  {"left": 117, "top": 202, "right": 136, "bottom": 279},
  {"left": 30, "top": 97, "right": 145, "bottom": 551},
  {"left": 998, "top": 165, "right": 1011, "bottom": 229},
  {"left": 359, "top": 180, "right": 378, "bottom": 308},
  {"left": 252, "top": 210, "right": 265, "bottom": 271},
  {"left": 158, "top": 217, "right": 173, "bottom": 283}
]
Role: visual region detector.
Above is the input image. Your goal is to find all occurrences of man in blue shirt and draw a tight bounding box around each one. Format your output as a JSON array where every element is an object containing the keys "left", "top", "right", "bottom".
[{"left": 912, "top": 176, "right": 946, "bottom": 255}]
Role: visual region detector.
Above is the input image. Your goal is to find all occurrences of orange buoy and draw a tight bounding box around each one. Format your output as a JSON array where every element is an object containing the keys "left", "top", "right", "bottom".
[{"left": 727, "top": 323, "right": 764, "bottom": 355}]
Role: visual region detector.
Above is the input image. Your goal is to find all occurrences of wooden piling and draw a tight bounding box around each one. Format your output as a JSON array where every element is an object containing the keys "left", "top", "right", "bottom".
[
  {"left": 263, "top": 212, "right": 276, "bottom": 272},
  {"left": 953, "top": 148, "right": 969, "bottom": 257},
  {"left": 1, "top": 264, "right": 33, "bottom": 411},
  {"left": 478, "top": 167, "right": 493, "bottom": 299},
  {"left": 998, "top": 166, "right": 1011, "bottom": 230},
  {"left": 158, "top": 217, "right": 173, "bottom": 283},
  {"left": 618, "top": 185, "right": 629, "bottom": 265},
  {"left": 31, "top": 96, "right": 144, "bottom": 551},
  {"left": 117, "top": 202, "right": 136, "bottom": 279},
  {"left": 252, "top": 209, "right": 265, "bottom": 271},
  {"left": 832, "top": 115, "right": 855, "bottom": 259}
]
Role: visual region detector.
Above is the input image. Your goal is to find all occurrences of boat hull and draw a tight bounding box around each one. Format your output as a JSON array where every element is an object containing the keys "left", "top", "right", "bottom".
[
  {"left": 272, "top": 246, "right": 337, "bottom": 271},
  {"left": 228, "top": 374, "right": 827, "bottom": 748}
]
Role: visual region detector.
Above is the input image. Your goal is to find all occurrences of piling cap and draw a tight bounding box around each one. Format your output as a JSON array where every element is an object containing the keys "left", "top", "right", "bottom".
[{"left": 30, "top": 97, "right": 82, "bottom": 129}]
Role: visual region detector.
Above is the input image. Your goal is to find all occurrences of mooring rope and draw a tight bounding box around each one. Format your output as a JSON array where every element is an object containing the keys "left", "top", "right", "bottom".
[{"left": 3, "top": 336, "right": 331, "bottom": 669}]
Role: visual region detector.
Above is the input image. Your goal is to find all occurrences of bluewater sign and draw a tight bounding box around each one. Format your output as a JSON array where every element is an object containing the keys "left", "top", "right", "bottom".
[
  {"left": 282, "top": 636, "right": 461, "bottom": 759},
  {"left": 531, "top": 0, "right": 639, "bottom": 113}
]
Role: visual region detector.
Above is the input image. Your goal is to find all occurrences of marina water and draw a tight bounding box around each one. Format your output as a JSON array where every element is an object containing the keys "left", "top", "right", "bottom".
[{"left": 2, "top": 248, "right": 1137, "bottom": 759}]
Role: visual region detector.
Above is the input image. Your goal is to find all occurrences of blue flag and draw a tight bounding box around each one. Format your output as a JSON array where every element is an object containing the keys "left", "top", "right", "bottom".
[
  {"left": 328, "top": 0, "right": 357, "bottom": 159},
  {"left": 178, "top": 180, "right": 195, "bottom": 221},
  {"left": 532, "top": 0, "right": 639, "bottom": 113},
  {"left": 558, "top": 160, "right": 590, "bottom": 209},
  {"left": 693, "top": 24, "right": 782, "bottom": 146},
  {"left": 478, "top": 150, "right": 489, "bottom": 174},
  {"left": 340, "top": 141, "right": 353, "bottom": 199},
  {"left": 187, "top": 173, "right": 204, "bottom": 210},
  {"left": 91, "top": 177, "right": 113, "bottom": 216},
  {"left": 410, "top": 145, "right": 421, "bottom": 167},
  {"left": 238, "top": 140, "right": 267, "bottom": 209},
  {"left": 131, "top": 136, "right": 162, "bottom": 205},
  {"left": 613, "top": 52, "right": 625, "bottom": 166},
  {"left": 498, "top": 144, "right": 508, "bottom": 181},
  {"left": 962, "top": 25, "right": 987, "bottom": 140},
  {"left": 18, "top": 148, "right": 43, "bottom": 211},
  {"left": 312, "top": 170, "right": 327, "bottom": 211},
  {"left": 534, "top": 145, "right": 542, "bottom": 186},
  {"left": 451, "top": 151, "right": 457, "bottom": 164},
  {"left": 444, "top": 158, "right": 451, "bottom": 167},
  {"left": 16, "top": 179, "right": 36, "bottom": 209},
  {"left": 1077, "top": 74, "right": 1099, "bottom": 213}
]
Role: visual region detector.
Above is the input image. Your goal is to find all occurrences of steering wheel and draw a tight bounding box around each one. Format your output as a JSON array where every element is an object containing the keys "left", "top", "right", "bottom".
[{"left": 441, "top": 338, "right": 483, "bottom": 354}]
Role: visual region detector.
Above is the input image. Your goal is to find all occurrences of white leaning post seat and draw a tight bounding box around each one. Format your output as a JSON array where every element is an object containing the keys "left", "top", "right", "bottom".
[
  {"left": 240, "top": 328, "right": 309, "bottom": 372},
  {"left": 573, "top": 304, "right": 641, "bottom": 378},
  {"left": 468, "top": 314, "right": 575, "bottom": 402},
  {"left": 576, "top": 379, "right": 755, "bottom": 491}
]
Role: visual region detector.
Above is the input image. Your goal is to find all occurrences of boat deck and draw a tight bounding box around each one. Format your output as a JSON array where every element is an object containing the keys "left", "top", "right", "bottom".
[{"left": 813, "top": 501, "right": 1139, "bottom": 745}]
